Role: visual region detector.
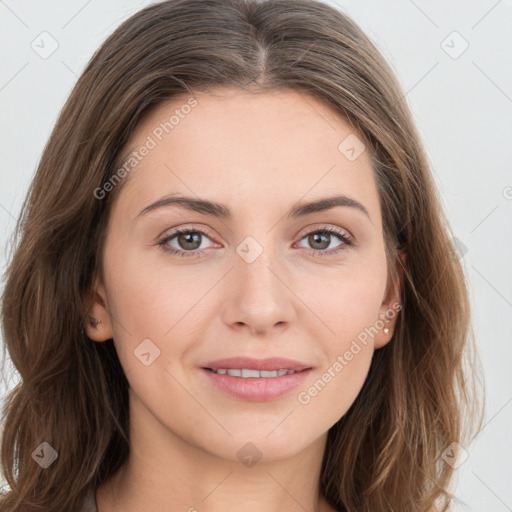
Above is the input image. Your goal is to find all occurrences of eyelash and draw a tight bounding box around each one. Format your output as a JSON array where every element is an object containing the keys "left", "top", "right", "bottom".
[{"left": 157, "top": 225, "right": 354, "bottom": 259}]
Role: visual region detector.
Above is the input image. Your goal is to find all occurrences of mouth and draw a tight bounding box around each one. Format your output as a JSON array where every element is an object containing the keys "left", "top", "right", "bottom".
[
  {"left": 201, "top": 356, "right": 312, "bottom": 373},
  {"left": 203, "top": 368, "right": 303, "bottom": 377},
  {"left": 199, "top": 357, "right": 313, "bottom": 401}
]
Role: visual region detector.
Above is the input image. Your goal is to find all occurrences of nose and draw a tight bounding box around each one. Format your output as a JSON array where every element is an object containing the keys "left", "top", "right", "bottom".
[{"left": 221, "top": 247, "right": 296, "bottom": 336}]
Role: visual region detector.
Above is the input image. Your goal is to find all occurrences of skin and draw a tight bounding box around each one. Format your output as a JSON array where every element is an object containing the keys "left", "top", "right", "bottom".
[{"left": 85, "top": 87, "right": 401, "bottom": 512}]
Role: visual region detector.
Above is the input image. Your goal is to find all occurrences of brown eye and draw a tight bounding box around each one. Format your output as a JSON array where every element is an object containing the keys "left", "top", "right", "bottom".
[
  {"left": 295, "top": 227, "right": 353, "bottom": 258},
  {"left": 158, "top": 227, "right": 216, "bottom": 258},
  {"left": 176, "top": 231, "right": 202, "bottom": 250},
  {"left": 307, "top": 232, "right": 332, "bottom": 250}
]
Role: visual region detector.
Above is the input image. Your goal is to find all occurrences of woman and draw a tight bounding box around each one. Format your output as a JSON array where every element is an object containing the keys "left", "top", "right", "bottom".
[{"left": 0, "top": 0, "right": 481, "bottom": 511}]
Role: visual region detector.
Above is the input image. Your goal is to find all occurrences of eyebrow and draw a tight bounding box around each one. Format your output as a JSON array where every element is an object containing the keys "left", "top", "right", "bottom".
[{"left": 136, "top": 193, "right": 371, "bottom": 223}]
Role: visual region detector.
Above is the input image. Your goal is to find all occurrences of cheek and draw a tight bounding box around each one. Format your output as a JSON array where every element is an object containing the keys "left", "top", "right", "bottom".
[
  {"left": 102, "top": 246, "right": 225, "bottom": 385},
  {"left": 101, "top": 248, "right": 178, "bottom": 372},
  {"left": 293, "top": 262, "right": 386, "bottom": 421},
  {"left": 104, "top": 245, "right": 203, "bottom": 338},
  {"left": 298, "top": 256, "right": 388, "bottom": 346},
  {"left": 295, "top": 289, "right": 381, "bottom": 430},
  {"left": 296, "top": 341, "right": 374, "bottom": 431}
]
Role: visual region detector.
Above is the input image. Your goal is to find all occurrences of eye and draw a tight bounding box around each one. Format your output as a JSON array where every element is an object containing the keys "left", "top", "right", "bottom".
[
  {"left": 157, "top": 227, "right": 216, "bottom": 258},
  {"left": 295, "top": 226, "right": 353, "bottom": 257},
  {"left": 157, "top": 225, "right": 354, "bottom": 259}
]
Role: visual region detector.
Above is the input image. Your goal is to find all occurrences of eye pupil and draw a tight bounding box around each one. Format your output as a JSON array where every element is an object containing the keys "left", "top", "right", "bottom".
[
  {"left": 309, "top": 232, "right": 330, "bottom": 250},
  {"left": 178, "top": 232, "right": 201, "bottom": 250}
]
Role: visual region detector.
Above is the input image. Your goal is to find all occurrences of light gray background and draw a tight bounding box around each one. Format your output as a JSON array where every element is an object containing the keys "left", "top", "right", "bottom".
[{"left": 1, "top": 1, "right": 511, "bottom": 510}]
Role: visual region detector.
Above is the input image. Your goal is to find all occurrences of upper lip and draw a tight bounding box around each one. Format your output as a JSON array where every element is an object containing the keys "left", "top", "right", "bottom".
[{"left": 201, "top": 356, "right": 312, "bottom": 372}]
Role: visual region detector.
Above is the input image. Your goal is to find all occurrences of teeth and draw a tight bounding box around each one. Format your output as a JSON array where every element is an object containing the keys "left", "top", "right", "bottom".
[
  {"left": 211, "top": 368, "right": 298, "bottom": 378},
  {"left": 241, "top": 369, "right": 260, "bottom": 378}
]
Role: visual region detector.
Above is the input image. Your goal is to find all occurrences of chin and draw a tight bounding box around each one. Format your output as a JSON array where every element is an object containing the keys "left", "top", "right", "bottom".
[{"left": 205, "top": 426, "right": 322, "bottom": 464}]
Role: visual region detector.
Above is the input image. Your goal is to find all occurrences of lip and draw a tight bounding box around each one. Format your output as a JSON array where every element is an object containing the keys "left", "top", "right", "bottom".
[
  {"left": 200, "top": 357, "right": 313, "bottom": 402},
  {"left": 201, "top": 356, "right": 312, "bottom": 372}
]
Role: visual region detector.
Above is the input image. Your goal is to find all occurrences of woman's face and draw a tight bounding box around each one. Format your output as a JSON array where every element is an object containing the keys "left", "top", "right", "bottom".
[{"left": 88, "top": 87, "right": 400, "bottom": 462}]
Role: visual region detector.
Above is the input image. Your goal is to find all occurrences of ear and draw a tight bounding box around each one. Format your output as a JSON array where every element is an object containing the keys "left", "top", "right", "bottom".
[
  {"left": 374, "top": 250, "right": 405, "bottom": 349},
  {"left": 83, "top": 276, "right": 114, "bottom": 342}
]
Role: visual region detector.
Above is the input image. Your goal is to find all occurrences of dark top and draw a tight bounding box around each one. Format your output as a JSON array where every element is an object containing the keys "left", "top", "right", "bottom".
[{"left": 81, "top": 489, "right": 98, "bottom": 512}]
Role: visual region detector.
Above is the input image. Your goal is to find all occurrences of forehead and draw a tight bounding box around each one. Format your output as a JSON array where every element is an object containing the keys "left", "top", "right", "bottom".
[{"left": 113, "top": 87, "right": 380, "bottom": 223}]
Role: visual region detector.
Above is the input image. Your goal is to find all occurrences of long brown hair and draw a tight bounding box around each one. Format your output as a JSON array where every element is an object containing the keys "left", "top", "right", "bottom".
[{"left": 0, "top": 1, "right": 482, "bottom": 510}]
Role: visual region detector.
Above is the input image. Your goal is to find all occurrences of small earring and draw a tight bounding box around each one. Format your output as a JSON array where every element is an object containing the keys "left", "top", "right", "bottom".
[
  {"left": 383, "top": 327, "right": 390, "bottom": 335},
  {"left": 89, "top": 317, "right": 101, "bottom": 328}
]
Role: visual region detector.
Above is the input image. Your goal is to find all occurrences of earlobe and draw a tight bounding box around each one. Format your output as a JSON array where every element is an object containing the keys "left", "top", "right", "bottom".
[
  {"left": 83, "top": 279, "right": 114, "bottom": 342},
  {"left": 375, "top": 250, "right": 405, "bottom": 349},
  {"left": 374, "top": 302, "right": 400, "bottom": 349}
]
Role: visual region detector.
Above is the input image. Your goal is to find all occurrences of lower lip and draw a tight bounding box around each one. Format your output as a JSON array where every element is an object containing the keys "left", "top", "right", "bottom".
[{"left": 201, "top": 368, "right": 312, "bottom": 401}]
